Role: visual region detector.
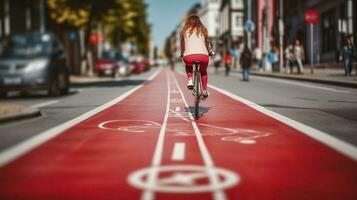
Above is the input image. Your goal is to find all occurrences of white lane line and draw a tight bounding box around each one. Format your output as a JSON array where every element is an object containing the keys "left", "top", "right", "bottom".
[
  {"left": 175, "top": 107, "right": 180, "bottom": 112},
  {"left": 0, "top": 68, "right": 163, "bottom": 167},
  {"left": 30, "top": 100, "right": 59, "bottom": 108},
  {"left": 171, "top": 143, "right": 186, "bottom": 161},
  {"left": 171, "top": 72, "right": 227, "bottom": 200},
  {"left": 141, "top": 71, "right": 171, "bottom": 200},
  {"left": 169, "top": 109, "right": 190, "bottom": 122},
  {"left": 232, "top": 73, "right": 351, "bottom": 93},
  {"left": 208, "top": 84, "right": 357, "bottom": 161}
]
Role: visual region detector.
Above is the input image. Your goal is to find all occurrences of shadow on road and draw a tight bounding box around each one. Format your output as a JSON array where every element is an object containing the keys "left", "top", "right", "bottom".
[
  {"left": 0, "top": 90, "right": 79, "bottom": 100},
  {"left": 71, "top": 79, "right": 147, "bottom": 88},
  {"left": 186, "top": 106, "right": 211, "bottom": 119}
]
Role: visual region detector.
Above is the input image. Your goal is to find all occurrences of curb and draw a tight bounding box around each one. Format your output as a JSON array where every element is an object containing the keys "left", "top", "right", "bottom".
[
  {"left": 0, "top": 107, "right": 41, "bottom": 124},
  {"left": 250, "top": 72, "right": 357, "bottom": 88}
]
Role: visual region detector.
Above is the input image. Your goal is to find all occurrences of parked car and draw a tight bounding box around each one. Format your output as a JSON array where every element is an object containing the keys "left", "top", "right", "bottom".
[
  {"left": 96, "top": 49, "right": 130, "bottom": 77},
  {"left": 128, "top": 56, "right": 152, "bottom": 74},
  {"left": 0, "top": 32, "right": 69, "bottom": 97},
  {"left": 117, "top": 59, "right": 131, "bottom": 77},
  {"left": 129, "top": 60, "right": 145, "bottom": 74},
  {"left": 95, "top": 50, "right": 118, "bottom": 77},
  {"left": 143, "top": 58, "right": 151, "bottom": 71}
]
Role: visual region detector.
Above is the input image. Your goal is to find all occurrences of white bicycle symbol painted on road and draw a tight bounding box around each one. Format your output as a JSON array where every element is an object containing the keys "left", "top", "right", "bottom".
[
  {"left": 98, "top": 120, "right": 272, "bottom": 144},
  {"left": 128, "top": 165, "right": 239, "bottom": 193}
]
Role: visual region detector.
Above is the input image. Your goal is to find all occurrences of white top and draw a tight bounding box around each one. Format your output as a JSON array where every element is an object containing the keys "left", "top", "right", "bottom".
[
  {"left": 254, "top": 48, "right": 262, "bottom": 59},
  {"left": 183, "top": 30, "right": 208, "bottom": 56},
  {"left": 294, "top": 46, "right": 303, "bottom": 59}
]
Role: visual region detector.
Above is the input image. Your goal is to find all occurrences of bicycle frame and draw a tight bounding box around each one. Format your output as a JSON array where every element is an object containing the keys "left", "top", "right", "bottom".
[{"left": 193, "top": 61, "right": 204, "bottom": 119}]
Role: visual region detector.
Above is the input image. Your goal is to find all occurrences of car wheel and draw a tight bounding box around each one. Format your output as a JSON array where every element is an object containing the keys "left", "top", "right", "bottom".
[
  {"left": 48, "top": 73, "right": 61, "bottom": 97},
  {"left": 59, "top": 68, "right": 69, "bottom": 95},
  {"left": 0, "top": 91, "right": 7, "bottom": 98}
]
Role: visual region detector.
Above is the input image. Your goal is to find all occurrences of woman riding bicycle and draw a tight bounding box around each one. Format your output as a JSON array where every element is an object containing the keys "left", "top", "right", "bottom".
[{"left": 180, "top": 15, "right": 213, "bottom": 98}]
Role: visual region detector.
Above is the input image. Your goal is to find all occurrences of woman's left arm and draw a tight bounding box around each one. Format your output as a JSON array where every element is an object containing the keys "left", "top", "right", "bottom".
[{"left": 205, "top": 37, "right": 213, "bottom": 56}]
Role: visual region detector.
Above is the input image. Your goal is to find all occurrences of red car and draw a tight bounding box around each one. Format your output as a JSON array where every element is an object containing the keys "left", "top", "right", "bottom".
[
  {"left": 130, "top": 61, "right": 145, "bottom": 74},
  {"left": 95, "top": 51, "right": 119, "bottom": 77}
]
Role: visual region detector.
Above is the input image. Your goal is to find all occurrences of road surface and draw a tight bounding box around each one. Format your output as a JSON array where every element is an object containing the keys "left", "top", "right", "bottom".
[{"left": 0, "top": 66, "right": 356, "bottom": 200}]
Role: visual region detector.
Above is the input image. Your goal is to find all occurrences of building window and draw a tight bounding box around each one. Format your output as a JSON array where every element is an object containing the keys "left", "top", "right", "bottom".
[
  {"left": 321, "top": 9, "right": 337, "bottom": 53},
  {"left": 236, "top": 15, "right": 243, "bottom": 27},
  {"left": 232, "top": 0, "right": 243, "bottom": 9}
]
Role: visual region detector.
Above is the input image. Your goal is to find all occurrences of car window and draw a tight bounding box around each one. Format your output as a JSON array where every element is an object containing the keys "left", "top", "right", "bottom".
[{"left": 0, "top": 34, "right": 54, "bottom": 58}]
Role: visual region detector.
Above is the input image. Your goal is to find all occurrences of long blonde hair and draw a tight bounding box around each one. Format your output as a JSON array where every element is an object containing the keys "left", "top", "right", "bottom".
[{"left": 181, "top": 15, "right": 208, "bottom": 38}]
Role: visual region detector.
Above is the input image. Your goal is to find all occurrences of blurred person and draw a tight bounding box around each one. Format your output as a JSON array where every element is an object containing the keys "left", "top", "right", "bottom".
[
  {"left": 170, "top": 57, "right": 175, "bottom": 71},
  {"left": 267, "top": 46, "right": 278, "bottom": 72},
  {"left": 339, "top": 36, "right": 355, "bottom": 76},
  {"left": 285, "top": 44, "right": 294, "bottom": 74},
  {"left": 180, "top": 15, "right": 213, "bottom": 98},
  {"left": 294, "top": 40, "right": 305, "bottom": 74},
  {"left": 213, "top": 51, "right": 222, "bottom": 74},
  {"left": 224, "top": 49, "right": 232, "bottom": 76},
  {"left": 230, "top": 45, "right": 239, "bottom": 69},
  {"left": 240, "top": 45, "right": 253, "bottom": 81},
  {"left": 254, "top": 47, "right": 263, "bottom": 71}
]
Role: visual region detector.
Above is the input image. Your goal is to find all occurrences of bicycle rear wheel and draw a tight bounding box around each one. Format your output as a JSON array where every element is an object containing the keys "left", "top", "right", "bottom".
[{"left": 194, "top": 72, "right": 200, "bottom": 119}]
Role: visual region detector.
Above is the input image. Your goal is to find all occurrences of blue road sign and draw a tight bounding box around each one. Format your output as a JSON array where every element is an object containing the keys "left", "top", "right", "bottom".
[{"left": 244, "top": 20, "right": 255, "bottom": 32}]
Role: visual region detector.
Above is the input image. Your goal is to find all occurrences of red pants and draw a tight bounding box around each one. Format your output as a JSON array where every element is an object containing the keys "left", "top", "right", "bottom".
[{"left": 183, "top": 54, "right": 209, "bottom": 90}]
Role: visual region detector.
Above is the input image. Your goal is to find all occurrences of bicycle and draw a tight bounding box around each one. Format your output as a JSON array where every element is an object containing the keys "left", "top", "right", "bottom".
[{"left": 192, "top": 61, "right": 205, "bottom": 120}]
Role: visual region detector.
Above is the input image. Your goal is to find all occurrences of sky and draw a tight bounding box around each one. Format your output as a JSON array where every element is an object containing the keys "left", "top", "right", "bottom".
[{"left": 145, "top": 0, "right": 200, "bottom": 49}]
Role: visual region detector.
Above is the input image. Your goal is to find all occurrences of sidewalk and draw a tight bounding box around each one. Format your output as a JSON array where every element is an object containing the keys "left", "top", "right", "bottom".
[
  {"left": 70, "top": 75, "right": 119, "bottom": 85},
  {"left": 209, "top": 62, "right": 357, "bottom": 88},
  {"left": 249, "top": 67, "right": 357, "bottom": 88},
  {"left": 0, "top": 103, "right": 40, "bottom": 123}
]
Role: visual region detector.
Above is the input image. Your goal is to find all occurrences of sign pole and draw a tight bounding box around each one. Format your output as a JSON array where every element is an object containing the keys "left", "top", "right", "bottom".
[
  {"left": 305, "top": 9, "right": 319, "bottom": 75},
  {"left": 279, "top": 0, "right": 283, "bottom": 73},
  {"left": 310, "top": 23, "right": 314, "bottom": 74}
]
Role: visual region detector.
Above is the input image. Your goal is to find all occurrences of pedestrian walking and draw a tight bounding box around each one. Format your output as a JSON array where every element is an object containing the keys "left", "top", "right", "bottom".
[
  {"left": 240, "top": 45, "right": 252, "bottom": 81},
  {"left": 254, "top": 47, "right": 263, "bottom": 71},
  {"left": 339, "top": 36, "right": 355, "bottom": 76},
  {"left": 230, "top": 46, "right": 239, "bottom": 69},
  {"left": 213, "top": 51, "right": 222, "bottom": 74},
  {"left": 285, "top": 44, "right": 294, "bottom": 74},
  {"left": 224, "top": 49, "right": 232, "bottom": 76},
  {"left": 294, "top": 40, "right": 305, "bottom": 74},
  {"left": 267, "top": 47, "right": 278, "bottom": 72}
]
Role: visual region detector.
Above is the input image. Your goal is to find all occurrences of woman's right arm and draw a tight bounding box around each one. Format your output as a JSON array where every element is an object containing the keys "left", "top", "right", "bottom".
[{"left": 180, "top": 31, "right": 185, "bottom": 57}]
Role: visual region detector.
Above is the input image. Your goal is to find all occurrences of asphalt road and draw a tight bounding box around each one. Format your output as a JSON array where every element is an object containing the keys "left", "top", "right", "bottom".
[
  {"left": 188, "top": 65, "right": 357, "bottom": 146},
  {"left": 1, "top": 67, "right": 356, "bottom": 200},
  {"left": 1, "top": 63, "right": 356, "bottom": 153},
  {"left": 0, "top": 68, "right": 159, "bottom": 151}
]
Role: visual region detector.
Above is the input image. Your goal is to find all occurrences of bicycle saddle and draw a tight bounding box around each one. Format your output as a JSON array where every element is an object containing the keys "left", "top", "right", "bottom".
[{"left": 193, "top": 61, "right": 201, "bottom": 65}]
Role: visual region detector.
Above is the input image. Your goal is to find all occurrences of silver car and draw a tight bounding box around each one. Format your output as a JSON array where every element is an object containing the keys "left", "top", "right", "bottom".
[{"left": 0, "top": 32, "right": 69, "bottom": 97}]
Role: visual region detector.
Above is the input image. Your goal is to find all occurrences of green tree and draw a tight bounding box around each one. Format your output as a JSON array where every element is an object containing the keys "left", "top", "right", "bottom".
[
  {"left": 164, "top": 37, "right": 172, "bottom": 59},
  {"left": 48, "top": 0, "right": 150, "bottom": 55}
]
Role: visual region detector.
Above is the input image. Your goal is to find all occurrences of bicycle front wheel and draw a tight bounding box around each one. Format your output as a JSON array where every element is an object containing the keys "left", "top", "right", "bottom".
[{"left": 194, "top": 73, "right": 200, "bottom": 119}]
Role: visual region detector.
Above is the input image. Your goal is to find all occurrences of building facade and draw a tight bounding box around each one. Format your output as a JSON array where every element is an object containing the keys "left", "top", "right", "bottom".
[
  {"left": 197, "top": 0, "right": 221, "bottom": 46},
  {"left": 282, "top": 0, "right": 354, "bottom": 64},
  {"left": 218, "top": 0, "right": 245, "bottom": 50},
  {"left": 0, "top": 0, "right": 43, "bottom": 37}
]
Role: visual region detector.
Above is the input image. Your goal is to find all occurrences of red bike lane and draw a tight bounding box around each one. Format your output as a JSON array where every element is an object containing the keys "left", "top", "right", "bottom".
[{"left": 0, "top": 68, "right": 356, "bottom": 200}]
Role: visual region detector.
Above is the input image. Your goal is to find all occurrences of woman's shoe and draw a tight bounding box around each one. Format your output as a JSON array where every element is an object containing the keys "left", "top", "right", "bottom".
[
  {"left": 203, "top": 90, "right": 209, "bottom": 99},
  {"left": 187, "top": 78, "right": 193, "bottom": 90}
]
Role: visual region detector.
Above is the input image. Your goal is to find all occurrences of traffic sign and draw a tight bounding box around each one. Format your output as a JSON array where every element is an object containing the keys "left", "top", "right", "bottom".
[
  {"left": 304, "top": 9, "right": 320, "bottom": 24},
  {"left": 244, "top": 20, "right": 255, "bottom": 32},
  {"left": 90, "top": 33, "right": 103, "bottom": 44}
]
